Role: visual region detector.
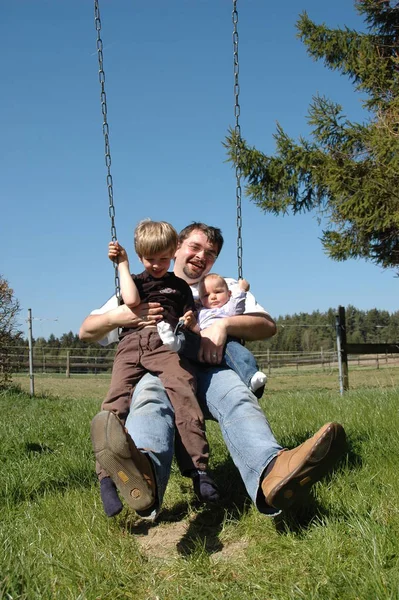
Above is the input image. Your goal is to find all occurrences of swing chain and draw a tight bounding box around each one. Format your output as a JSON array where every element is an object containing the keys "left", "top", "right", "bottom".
[
  {"left": 233, "top": 0, "right": 243, "bottom": 280},
  {"left": 94, "top": 0, "right": 121, "bottom": 302}
]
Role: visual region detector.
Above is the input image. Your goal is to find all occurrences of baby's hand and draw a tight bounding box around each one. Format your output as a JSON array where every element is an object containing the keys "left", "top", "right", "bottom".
[
  {"left": 108, "top": 241, "right": 128, "bottom": 264},
  {"left": 238, "top": 278, "right": 250, "bottom": 292},
  {"left": 181, "top": 310, "right": 198, "bottom": 331}
]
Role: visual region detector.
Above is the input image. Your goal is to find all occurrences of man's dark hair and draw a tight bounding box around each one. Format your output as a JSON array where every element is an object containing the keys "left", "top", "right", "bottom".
[{"left": 178, "top": 222, "right": 224, "bottom": 255}]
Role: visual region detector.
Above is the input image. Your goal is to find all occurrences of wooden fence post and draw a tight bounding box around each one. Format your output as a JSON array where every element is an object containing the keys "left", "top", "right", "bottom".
[
  {"left": 267, "top": 348, "right": 271, "bottom": 375},
  {"left": 66, "top": 351, "right": 70, "bottom": 378},
  {"left": 336, "top": 306, "right": 349, "bottom": 394}
]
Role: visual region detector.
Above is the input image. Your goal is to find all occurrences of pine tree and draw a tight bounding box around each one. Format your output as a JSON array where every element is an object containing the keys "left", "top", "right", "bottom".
[{"left": 225, "top": 0, "right": 399, "bottom": 273}]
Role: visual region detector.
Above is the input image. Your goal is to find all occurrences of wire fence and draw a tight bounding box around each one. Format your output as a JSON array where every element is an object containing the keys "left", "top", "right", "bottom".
[{"left": 2, "top": 346, "right": 399, "bottom": 377}]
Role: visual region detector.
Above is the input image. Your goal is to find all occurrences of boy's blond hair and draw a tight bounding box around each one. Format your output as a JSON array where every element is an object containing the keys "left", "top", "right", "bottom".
[
  {"left": 134, "top": 219, "right": 178, "bottom": 257},
  {"left": 198, "top": 273, "right": 228, "bottom": 297}
]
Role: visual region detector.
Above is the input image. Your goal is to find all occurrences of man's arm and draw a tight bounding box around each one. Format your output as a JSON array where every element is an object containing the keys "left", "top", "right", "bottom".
[
  {"left": 198, "top": 313, "right": 276, "bottom": 364},
  {"left": 79, "top": 302, "right": 164, "bottom": 343}
]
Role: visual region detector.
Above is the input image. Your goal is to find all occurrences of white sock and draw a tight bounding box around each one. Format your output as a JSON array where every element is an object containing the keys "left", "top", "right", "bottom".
[
  {"left": 250, "top": 371, "right": 267, "bottom": 392},
  {"left": 156, "top": 321, "right": 181, "bottom": 352}
]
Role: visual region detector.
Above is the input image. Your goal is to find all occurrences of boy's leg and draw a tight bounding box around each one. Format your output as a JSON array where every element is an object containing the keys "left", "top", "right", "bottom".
[
  {"left": 142, "top": 331, "right": 219, "bottom": 503},
  {"left": 141, "top": 333, "right": 208, "bottom": 474}
]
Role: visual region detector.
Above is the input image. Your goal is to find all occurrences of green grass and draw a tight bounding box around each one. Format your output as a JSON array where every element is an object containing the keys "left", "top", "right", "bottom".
[{"left": 1, "top": 372, "right": 399, "bottom": 599}]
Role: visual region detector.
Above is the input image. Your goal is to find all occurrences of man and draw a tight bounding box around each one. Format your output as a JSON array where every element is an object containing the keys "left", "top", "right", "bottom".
[{"left": 80, "top": 222, "right": 346, "bottom": 519}]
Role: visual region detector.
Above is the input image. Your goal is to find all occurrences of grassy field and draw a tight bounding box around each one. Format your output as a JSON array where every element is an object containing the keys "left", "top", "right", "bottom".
[{"left": 2, "top": 368, "right": 399, "bottom": 599}]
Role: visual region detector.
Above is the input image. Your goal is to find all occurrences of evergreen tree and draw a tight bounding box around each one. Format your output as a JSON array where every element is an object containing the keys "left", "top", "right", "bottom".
[{"left": 225, "top": 0, "right": 399, "bottom": 273}]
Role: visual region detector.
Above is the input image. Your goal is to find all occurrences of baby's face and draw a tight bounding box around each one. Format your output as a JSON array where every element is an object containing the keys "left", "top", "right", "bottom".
[{"left": 200, "top": 278, "right": 231, "bottom": 309}]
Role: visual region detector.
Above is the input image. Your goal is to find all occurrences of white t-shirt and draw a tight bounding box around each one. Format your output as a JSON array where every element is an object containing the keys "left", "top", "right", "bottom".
[{"left": 93, "top": 277, "right": 269, "bottom": 346}]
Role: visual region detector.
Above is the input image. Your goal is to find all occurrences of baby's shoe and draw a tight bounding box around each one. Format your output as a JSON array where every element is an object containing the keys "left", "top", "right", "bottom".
[{"left": 250, "top": 371, "right": 267, "bottom": 399}]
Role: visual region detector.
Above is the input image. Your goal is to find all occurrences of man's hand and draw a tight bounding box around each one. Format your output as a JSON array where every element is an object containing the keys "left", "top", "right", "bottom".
[
  {"left": 79, "top": 301, "right": 163, "bottom": 342},
  {"left": 124, "top": 302, "right": 164, "bottom": 328},
  {"left": 108, "top": 241, "right": 128, "bottom": 265},
  {"left": 197, "top": 320, "right": 227, "bottom": 364}
]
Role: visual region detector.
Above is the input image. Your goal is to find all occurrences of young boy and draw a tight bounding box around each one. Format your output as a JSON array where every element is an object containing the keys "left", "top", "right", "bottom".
[
  {"left": 157, "top": 273, "right": 267, "bottom": 397},
  {"left": 92, "top": 220, "right": 219, "bottom": 517}
]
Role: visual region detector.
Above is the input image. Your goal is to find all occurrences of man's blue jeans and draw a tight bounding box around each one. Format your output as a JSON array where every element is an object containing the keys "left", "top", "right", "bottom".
[
  {"left": 125, "top": 367, "right": 282, "bottom": 517},
  {"left": 176, "top": 328, "right": 259, "bottom": 388}
]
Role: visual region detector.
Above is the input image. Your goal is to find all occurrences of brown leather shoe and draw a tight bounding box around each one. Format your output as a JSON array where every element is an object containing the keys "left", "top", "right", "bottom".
[
  {"left": 262, "top": 422, "right": 346, "bottom": 510},
  {"left": 91, "top": 411, "right": 156, "bottom": 512}
]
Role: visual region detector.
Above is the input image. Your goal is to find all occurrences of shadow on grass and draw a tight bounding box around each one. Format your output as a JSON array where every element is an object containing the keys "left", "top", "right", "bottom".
[
  {"left": 25, "top": 442, "right": 54, "bottom": 455},
  {"left": 123, "top": 432, "right": 363, "bottom": 552},
  {"left": 124, "top": 456, "right": 252, "bottom": 556},
  {"left": 273, "top": 435, "right": 362, "bottom": 535}
]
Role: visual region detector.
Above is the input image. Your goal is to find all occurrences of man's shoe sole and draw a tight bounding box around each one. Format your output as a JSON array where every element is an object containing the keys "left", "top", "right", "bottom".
[
  {"left": 91, "top": 411, "right": 155, "bottom": 512},
  {"left": 266, "top": 422, "right": 346, "bottom": 510}
]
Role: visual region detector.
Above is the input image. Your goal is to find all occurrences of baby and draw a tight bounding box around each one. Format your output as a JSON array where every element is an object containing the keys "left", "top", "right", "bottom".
[{"left": 158, "top": 273, "right": 267, "bottom": 397}]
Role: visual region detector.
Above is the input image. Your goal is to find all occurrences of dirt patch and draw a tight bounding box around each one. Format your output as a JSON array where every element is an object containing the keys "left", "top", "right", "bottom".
[
  {"left": 211, "top": 539, "right": 249, "bottom": 562},
  {"left": 132, "top": 519, "right": 248, "bottom": 561},
  {"left": 135, "top": 521, "right": 189, "bottom": 558}
]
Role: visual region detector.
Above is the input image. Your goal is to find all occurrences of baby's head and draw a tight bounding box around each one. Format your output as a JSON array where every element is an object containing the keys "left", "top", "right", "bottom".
[
  {"left": 198, "top": 273, "right": 231, "bottom": 309},
  {"left": 134, "top": 219, "right": 178, "bottom": 278}
]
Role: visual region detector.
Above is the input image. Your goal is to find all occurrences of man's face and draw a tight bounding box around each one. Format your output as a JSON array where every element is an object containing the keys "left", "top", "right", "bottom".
[{"left": 174, "top": 230, "right": 218, "bottom": 283}]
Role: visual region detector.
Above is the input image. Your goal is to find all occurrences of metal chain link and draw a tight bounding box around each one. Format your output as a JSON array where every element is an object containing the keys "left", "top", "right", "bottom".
[
  {"left": 94, "top": 0, "right": 121, "bottom": 302},
  {"left": 232, "top": 0, "right": 243, "bottom": 280}
]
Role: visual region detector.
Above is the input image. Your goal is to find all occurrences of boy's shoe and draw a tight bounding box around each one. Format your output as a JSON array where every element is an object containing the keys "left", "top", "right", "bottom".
[
  {"left": 100, "top": 476, "right": 123, "bottom": 517},
  {"left": 192, "top": 470, "right": 220, "bottom": 504},
  {"left": 91, "top": 411, "right": 156, "bottom": 513},
  {"left": 261, "top": 422, "right": 346, "bottom": 510}
]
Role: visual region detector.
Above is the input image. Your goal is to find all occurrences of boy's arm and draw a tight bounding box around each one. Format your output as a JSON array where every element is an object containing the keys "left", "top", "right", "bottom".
[{"left": 108, "top": 241, "right": 141, "bottom": 308}]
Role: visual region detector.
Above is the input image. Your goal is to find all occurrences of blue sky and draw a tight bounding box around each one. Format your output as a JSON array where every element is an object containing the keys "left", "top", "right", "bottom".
[{"left": 2, "top": 1, "right": 397, "bottom": 340}]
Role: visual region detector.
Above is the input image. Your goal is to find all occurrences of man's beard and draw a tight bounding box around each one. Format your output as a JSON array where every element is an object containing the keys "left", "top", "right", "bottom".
[{"left": 182, "top": 262, "right": 205, "bottom": 281}]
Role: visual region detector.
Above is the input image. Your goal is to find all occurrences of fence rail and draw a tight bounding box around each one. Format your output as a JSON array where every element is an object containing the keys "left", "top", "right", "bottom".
[{"left": 2, "top": 346, "right": 399, "bottom": 377}]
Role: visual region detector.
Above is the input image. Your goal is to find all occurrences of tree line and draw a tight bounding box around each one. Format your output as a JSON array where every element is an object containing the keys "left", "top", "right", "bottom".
[
  {"left": 6, "top": 306, "right": 399, "bottom": 356},
  {"left": 247, "top": 306, "right": 399, "bottom": 354}
]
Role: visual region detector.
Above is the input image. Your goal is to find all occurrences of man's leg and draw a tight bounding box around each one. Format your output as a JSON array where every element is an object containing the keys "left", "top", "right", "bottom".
[
  {"left": 196, "top": 367, "right": 345, "bottom": 514},
  {"left": 125, "top": 372, "right": 175, "bottom": 518},
  {"left": 196, "top": 366, "right": 282, "bottom": 515}
]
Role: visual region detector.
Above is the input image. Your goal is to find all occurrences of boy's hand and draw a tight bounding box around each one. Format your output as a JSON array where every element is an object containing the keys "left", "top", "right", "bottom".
[
  {"left": 238, "top": 278, "right": 250, "bottom": 292},
  {"left": 108, "top": 241, "right": 128, "bottom": 265}
]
